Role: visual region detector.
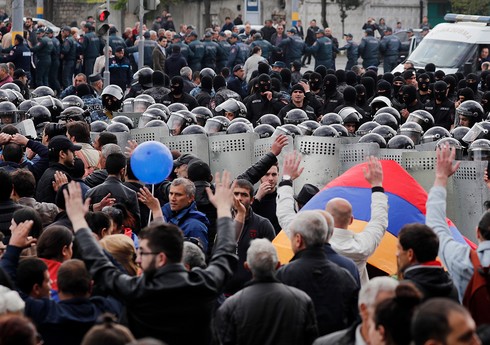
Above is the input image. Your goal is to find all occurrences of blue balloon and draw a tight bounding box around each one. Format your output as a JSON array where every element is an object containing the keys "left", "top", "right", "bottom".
[{"left": 130, "top": 141, "right": 173, "bottom": 184}]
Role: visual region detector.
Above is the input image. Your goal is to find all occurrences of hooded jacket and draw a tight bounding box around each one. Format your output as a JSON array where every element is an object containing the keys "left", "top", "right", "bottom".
[{"left": 403, "top": 263, "right": 459, "bottom": 302}]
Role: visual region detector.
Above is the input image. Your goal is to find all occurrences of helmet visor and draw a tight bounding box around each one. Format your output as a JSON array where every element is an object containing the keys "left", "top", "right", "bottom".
[
  {"left": 462, "top": 123, "right": 487, "bottom": 144},
  {"left": 204, "top": 119, "right": 224, "bottom": 134},
  {"left": 167, "top": 114, "right": 185, "bottom": 136}
]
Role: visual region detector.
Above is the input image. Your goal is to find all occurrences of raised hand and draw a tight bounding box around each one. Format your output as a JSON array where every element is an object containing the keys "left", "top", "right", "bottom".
[
  {"left": 206, "top": 171, "right": 236, "bottom": 218},
  {"left": 282, "top": 151, "right": 304, "bottom": 180},
  {"left": 363, "top": 156, "right": 383, "bottom": 187},
  {"left": 63, "top": 181, "right": 91, "bottom": 232}
]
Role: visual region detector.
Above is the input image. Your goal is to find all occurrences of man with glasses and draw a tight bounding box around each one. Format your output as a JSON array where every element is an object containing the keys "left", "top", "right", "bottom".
[
  {"left": 271, "top": 25, "right": 287, "bottom": 64},
  {"left": 63, "top": 171, "right": 238, "bottom": 345}
]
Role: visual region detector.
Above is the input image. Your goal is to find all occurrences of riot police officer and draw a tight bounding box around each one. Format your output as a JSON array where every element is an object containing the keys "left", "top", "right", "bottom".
[
  {"left": 306, "top": 29, "right": 334, "bottom": 69},
  {"left": 379, "top": 27, "right": 401, "bottom": 72},
  {"left": 339, "top": 33, "right": 358, "bottom": 71},
  {"left": 187, "top": 32, "right": 205, "bottom": 72},
  {"left": 358, "top": 28, "right": 379, "bottom": 68},
  {"left": 250, "top": 33, "right": 274, "bottom": 61},
  {"left": 278, "top": 28, "right": 306, "bottom": 65},
  {"left": 29, "top": 28, "right": 53, "bottom": 87},
  {"left": 81, "top": 23, "right": 103, "bottom": 77},
  {"left": 60, "top": 26, "right": 78, "bottom": 89},
  {"left": 46, "top": 28, "right": 61, "bottom": 95},
  {"left": 202, "top": 32, "right": 221, "bottom": 70}
]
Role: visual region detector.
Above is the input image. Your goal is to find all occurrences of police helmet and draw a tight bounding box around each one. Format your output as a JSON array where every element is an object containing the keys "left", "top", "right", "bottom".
[
  {"left": 106, "top": 122, "right": 130, "bottom": 133},
  {"left": 274, "top": 124, "right": 303, "bottom": 138},
  {"left": 0, "top": 101, "right": 18, "bottom": 125},
  {"left": 10, "top": 90, "right": 24, "bottom": 107},
  {"left": 358, "top": 133, "right": 387, "bottom": 148},
  {"left": 0, "top": 83, "right": 21, "bottom": 93},
  {"left": 312, "top": 125, "right": 340, "bottom": 137},
  {"left": 399, "top": 122, "right": 424, "bottom": 145},
  {"left": 284, "top": 109, "right": 309, "bottom": 125},
  {"left": 372, "top": 125, "right": 397, "bottom": 142},
  {"left": 200, "top": 68, "right": 217, "bottom": 79},
  {"left": 90, "top": 120, "right": 108, "bottom": 133},
  {"left": 254, "top": 124, "right": 276, "bottom": 138},
  {"left": 468, "top": 139, "right": 490, "bottom": 161},
  {"left": 18, "top": 100, "right": 37, "bottom": 115},
  {"left": 356, "top": 121, "right": 380, "bottom": 136},
  {"left": 25, "top": 105, "right": 51, "bottom": 128},
  {"left": 227, "top": 122, "right": 254, "bottom": 135},
  {"left": 143, "top": 119, "right": 167, "bottom": 129},
  {"left": 373, "top": 113, "right": 398, "bottom": 131},
  {"left": 369, "top": 96, "right": 392, "bottom": 112},
  {"left": 215, "top": 99, "right": 247, "bottom": 118},
  {"left": 181, "top": 124, "right": 207, "bottom": 135},
  {"left": 133, "top": 67, "right": 154, "bottom": 88},
  {"left": 331, "top": 123, "right": 349, "bottom": 137},
  {"left": 122, "top": 98, "right": 134, "bottom": 113},
  {"left": 320, "top": 113, "right": 343, "bottom": 125},
  {"left": 138, "top": 108, "right": 168, "bottom": 128},
  {"left": 230, "top": 117, "right": 253, "bottom": 128},
  {"left": 62, "top": 95, "right": 85, "bottom": 109},
  {"left": 102, "top": 85, "right": 124, "bottom": 100},
  {"left": 191, "top": 106, "right": 213, "bottom": 127},
  {"left": 102, "top": 85, "right": 124, "bottom": 111},
  {"left": 204, "top": 116, "right": 230, "bottom": 134},
  {"left": 406, "top": 110, "right": 435, "bottom": 132},
  {"left": 436, "top": 137, "right": 464, "bottom": 160},
  {"left": 148, "top": 103, "right": 171, "bottom": 119},
  {"left": 298, "top": 120, "right": 320, "bottom": 136},
  {"left": 133, "top": 94, "right": 155, "bottom": 113},
  {"left": 451, "top": 126, "right": 470, "bottom": 148},
  {"left": 421, "top": 126, "right": 451, "bottom": 144},
  {"left": 456, "top": 100, "right": 484, "bottom": 124},
  {"left": 257, "top": 114, "right": 281, "bottom": 128},
  {"left": 59, "top": 106, "right": 88, "bottom": 122},
  {"left": 375, "top": 107, "right": 401, "bottom": 124},
  {"left": 0, "top": 90, "right": 9, "bottom": 102},
  {"left": 112, "top": 115, "right": 134, "bottom": 130},
  {"left": 36, "top": 97, "right": 56, "bottom": 122},
  {"left": 167, "top": 111, "right": 197, "bottom": 136},
  {"left": 387, "top": 135, "right": 415, "bottom": 149},
  {"left": 31, "top": 86, "right": 54, "bottom": 98},
  {"left": 167, "top": 103, "right": 188, "bottom": 113},
  {"left": 338, "top": 107, "right": 362, "bottom": 124}
]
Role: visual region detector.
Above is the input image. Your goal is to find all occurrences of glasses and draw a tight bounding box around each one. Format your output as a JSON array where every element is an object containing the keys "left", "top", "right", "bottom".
[{"left": 138, "top": 250, "right": 159, "bottom": 256}]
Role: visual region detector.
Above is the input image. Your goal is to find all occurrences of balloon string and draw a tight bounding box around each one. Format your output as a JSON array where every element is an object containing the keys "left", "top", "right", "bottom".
[{"left": 148, "top": 184, "right": 154, "bottom": 225}]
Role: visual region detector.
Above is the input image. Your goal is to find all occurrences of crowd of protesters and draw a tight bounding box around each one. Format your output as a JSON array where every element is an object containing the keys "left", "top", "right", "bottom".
[{"left": 0, "top": 10, "right": 488, "bottom": 345}]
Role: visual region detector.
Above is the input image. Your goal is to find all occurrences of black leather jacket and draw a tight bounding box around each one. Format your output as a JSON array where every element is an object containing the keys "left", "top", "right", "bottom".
[{"left": 75, "top": 217, "right": 237, "bottom": 345}]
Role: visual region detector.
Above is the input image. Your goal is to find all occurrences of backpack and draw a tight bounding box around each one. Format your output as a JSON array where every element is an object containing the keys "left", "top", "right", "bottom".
[{"left": 462, "top": 250, "right": 490, "bottom": 326}]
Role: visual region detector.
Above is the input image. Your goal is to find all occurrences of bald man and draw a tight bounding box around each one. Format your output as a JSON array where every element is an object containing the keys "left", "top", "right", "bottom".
[{"left": 325, "top": 156, "right": 388, "bottom": 285}]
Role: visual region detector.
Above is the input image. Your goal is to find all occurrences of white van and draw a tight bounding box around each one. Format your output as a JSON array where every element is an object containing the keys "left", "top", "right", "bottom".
[{"left": 393, "top": 14, "right": 490, "bottom": 74}]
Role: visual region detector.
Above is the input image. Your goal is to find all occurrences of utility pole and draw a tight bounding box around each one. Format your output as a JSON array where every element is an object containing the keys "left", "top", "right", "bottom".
[
  {"left": 11, "top": 0, "right": 24, "bottom": 40},
  {"left": 104, "top": 0, "right": 110, "bottom": 88},
  {"left": 138, "top": 0, "right": 144, "bottom": 70},
  {"left": 36, "top": 0, "right": 43, "bottom": 18}
]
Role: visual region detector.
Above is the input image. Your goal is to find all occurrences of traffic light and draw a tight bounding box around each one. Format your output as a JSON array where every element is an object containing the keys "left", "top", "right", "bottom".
[{"left": 96, "top": 5, "right": 110, "bottom": 36}]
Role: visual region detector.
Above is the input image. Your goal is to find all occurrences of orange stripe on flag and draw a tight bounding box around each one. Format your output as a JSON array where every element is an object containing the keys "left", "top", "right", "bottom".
[{"left": 272, "top": 220, "right": 398, "bottom": 275}]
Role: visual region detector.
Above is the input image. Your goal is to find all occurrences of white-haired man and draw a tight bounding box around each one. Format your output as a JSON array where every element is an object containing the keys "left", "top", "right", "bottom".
[
  {"left": 214, "top": 238, "right": 318, "bottom": 345},
  {"left": 277, "top": 211, "right": 359, "bottom": 336}
]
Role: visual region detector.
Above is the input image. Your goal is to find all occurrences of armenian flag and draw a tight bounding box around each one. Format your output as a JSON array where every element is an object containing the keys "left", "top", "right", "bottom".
[{"left": 272, "top": 160, "right": 475, "bottom": 275}]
